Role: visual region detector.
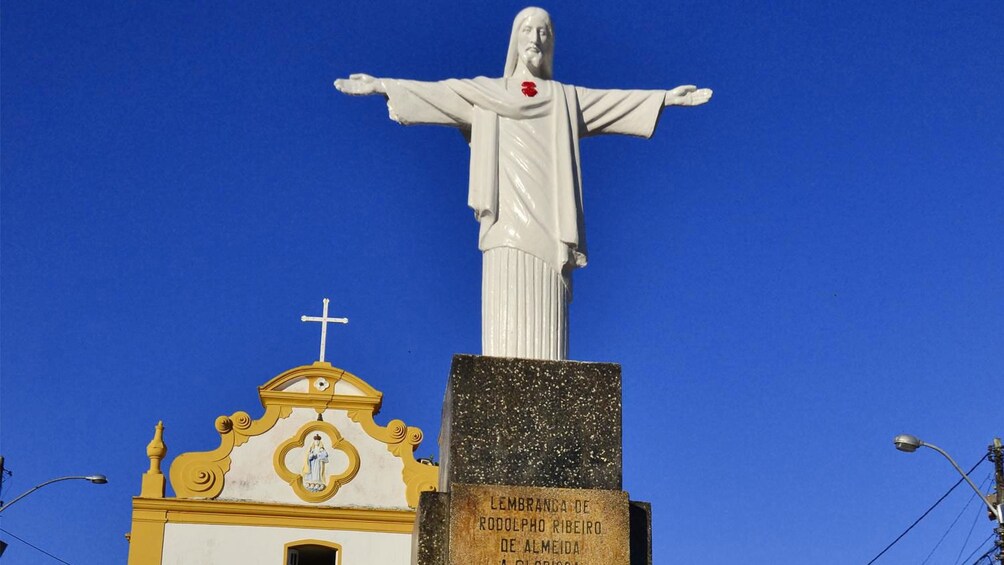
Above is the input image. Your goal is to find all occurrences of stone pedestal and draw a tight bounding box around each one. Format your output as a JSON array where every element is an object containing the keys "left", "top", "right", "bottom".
[{"left": 413, "top": 355, "right": 652, "bottom": 565}]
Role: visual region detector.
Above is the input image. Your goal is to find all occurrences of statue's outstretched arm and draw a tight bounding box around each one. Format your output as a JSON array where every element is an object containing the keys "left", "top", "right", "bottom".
[
  {"left": 334, "top": 73, "right": 387, "bottom": 96},
  {"left": 335, "top": 75, "right": 474, "bottom": 127},
  {"left": 664, "top": 85, "right": 713, "bottom": 107}
]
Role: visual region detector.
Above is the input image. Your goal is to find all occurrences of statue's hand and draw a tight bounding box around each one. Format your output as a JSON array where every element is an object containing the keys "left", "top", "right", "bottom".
[
  {"left": 334, "top": 73, "right": 386, "bottom": 96},
  {"left": 665, "top": 85, "right": 713, "bottom": 107}
]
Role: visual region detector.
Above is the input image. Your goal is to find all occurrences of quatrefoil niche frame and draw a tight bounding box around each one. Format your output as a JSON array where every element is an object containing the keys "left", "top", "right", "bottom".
[{"left": 273, "top": 421, "right": 361, "bottom": 503}]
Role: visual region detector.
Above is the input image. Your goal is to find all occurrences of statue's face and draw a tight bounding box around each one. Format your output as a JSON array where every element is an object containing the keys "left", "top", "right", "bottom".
[{"left": 516, "top": 12, "right": 551, "bottom": 76}]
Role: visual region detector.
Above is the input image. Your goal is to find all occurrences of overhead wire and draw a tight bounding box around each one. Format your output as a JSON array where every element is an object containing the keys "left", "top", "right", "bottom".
[
  {"left": 0, "top": 526, "right": 72, "bottom": 564},
  {"left": 865, "top": 452, "right": 989, "bottom": 564},
  {"left": 921, "top": 471, "right": 994, "bottom": 564},
  {"left": 957, "top": 532, "right": 994, "bottom": 565},
  {"left": 954, "top": 472, "right": 995, "bottom": 565}
]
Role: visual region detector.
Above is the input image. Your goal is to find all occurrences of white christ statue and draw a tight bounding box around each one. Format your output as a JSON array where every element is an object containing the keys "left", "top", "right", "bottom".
[{"left": 335, "top": 7, "right": 711, "bottom": 361}]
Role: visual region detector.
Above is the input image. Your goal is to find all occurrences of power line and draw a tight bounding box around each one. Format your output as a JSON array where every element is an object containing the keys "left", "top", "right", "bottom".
[
  {"left": 957, "top": 533, "right": 993, "bottom": 565},
  {"left": 955, "top": 473, "right": 994, "bottom": 565},
  {"left": 0, "top": 526, "right": 71, "bottom": 564},
  {"left": 921, "top": 473, "right": 992, "bottom": 564},
  {"left": 866, "top": 452, "right": 989, "bottom": 565}
]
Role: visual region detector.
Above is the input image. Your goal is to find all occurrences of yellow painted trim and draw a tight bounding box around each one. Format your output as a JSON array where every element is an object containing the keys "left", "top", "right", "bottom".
[
  {"left": 282, "top": 539, "right": 343, "bottom": 565},
  {"left": 273, "top": 421, "right": 361, "bottom": 503},
  {"left": 169, "top": 404, "right": 293, "bottom": 498},
  {"left": 126, "top": 505, "right": 166, "bottom": 565},
  {"left": 259, "top": 362, "right": 383, "bottom": 410},
  {"left": 259, "top": 390, "right": 380, "bottom": 411},
  {"left": 131, "top": 497, "right": 416, "bottom": 534}
]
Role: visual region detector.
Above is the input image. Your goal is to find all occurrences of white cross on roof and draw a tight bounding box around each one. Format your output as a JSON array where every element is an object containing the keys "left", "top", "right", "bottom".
[{"left": 300, "top": 298, "right": 348, "bottom": 363}]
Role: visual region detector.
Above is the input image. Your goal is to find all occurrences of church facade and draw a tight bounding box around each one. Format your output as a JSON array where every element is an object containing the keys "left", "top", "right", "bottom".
[{"left": 126, "top": 362, "right": 438, "bottom": 564}]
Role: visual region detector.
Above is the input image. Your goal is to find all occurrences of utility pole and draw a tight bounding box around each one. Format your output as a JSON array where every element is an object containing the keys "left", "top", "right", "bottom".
[
  {"left": 0, "top": 455, "right": 6, "bottom": 506},
  {"left": 0, "top": 455, "right": 6, "bottom": 558},
  {"left": 990, "top": 438, "right": 1004, "bottom": 564}
]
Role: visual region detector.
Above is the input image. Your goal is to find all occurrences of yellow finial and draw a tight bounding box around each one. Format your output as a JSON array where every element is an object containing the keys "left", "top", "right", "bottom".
[
  {"left": 146, "top": 421, "right": 167, "bottom": 473},
  {"left": 141, "top": 421, "right": 167, "bottom": 498}
]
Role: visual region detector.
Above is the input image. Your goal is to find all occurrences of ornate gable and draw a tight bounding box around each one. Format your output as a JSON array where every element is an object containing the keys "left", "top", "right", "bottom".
[{"left": 168, "top": 361, "right": 437, "bottom": 509}]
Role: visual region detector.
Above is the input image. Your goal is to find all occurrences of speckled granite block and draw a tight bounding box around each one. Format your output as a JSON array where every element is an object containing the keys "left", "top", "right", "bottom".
[
  {"left": 412, "top": 355, "right": 655, "bottom": 565},
  {"left": 412, "top": 491, "right": 449, "bottom": 565},
  {"left": 439, "top": 354, "right": 623, "bottom": 491}
]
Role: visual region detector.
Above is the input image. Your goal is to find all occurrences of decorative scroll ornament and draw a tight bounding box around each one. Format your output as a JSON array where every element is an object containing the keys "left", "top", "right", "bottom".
[
  {"left": 169, "top": 405, "right": 293, "bottom": 499},
  {"left": 347, "top": 411, "right": 439, "bottom": 507}
]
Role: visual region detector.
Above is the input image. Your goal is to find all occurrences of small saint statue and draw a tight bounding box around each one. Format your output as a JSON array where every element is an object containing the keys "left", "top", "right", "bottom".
[
  {"left": 336, "top": 7, "right": 711, "bottom": 360},
  {"left": 301, "top": 434, "right": 329, "bottom": 492}
]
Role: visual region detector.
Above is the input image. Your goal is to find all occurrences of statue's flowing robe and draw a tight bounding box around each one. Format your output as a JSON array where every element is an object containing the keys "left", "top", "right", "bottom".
[
  {"left": 383, "top": 77, "right": 665, "bottom": 359},
  {"left": 303, "top": 446, "right": 328, "bottom": 491}
]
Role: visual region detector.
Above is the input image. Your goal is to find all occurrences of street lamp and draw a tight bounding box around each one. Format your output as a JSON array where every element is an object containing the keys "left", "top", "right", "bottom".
[
  {"left": 893, "top": 435, "right": 1002, "bottom": 525},
  {"left": 0, "top": 475, "right": 108, "bottom": 514}
]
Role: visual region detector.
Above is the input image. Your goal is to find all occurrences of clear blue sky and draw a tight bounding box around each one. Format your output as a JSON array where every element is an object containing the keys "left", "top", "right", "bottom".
[{"left": 2, "top": 1, "right": 1001, "bottom": 563}]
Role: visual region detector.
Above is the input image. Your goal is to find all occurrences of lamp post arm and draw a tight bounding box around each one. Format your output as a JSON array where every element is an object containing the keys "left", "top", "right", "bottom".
[
  {"left": 0, "top": 476, "right": 97, "bottom": 514},
  {"left": 922, "top": 442, "right": 1004, "bottom": 524}
]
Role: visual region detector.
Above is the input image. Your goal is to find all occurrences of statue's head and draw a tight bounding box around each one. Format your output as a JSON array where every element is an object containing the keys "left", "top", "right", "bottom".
[{"left": 504, "top": 7, "right": 554, "bottom": 79}]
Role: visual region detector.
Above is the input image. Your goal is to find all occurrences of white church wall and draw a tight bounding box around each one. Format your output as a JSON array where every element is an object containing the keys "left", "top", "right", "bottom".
[
  {"left": 161, "top": 522, "right": 411, "bottom": 565},
  {"left": 219, "top": 407, "right": 410, "bottom": 509},
  {"left": 274, "top": 378, "right": 310, "bottom": 393},
  {"left": 333, "top": 379, "right": 365, "bottom": 396}
]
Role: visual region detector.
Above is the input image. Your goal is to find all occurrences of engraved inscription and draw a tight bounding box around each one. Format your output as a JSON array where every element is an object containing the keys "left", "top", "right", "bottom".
[{"left": 449, "top": 484, "right": 629, "bottom": 565}]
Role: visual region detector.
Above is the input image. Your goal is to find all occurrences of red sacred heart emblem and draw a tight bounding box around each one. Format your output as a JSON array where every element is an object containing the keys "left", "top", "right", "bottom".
[{"left": 521, "top": 81, "right": 538, "bottom": 97}]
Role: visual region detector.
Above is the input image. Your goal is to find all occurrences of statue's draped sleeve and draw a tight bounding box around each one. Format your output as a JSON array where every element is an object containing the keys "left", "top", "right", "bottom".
[
  {"left": 382, "top": 79, "right": 477, "bottom": 127},
  {"left": 574, "top": 87, "right": 666, "bottom": 139},
  {"left": 382, "top": 77, "right": 552, "bottom": 126},
  {"left": 380, "top": 78, "right": 554, "bottom": 254}
]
